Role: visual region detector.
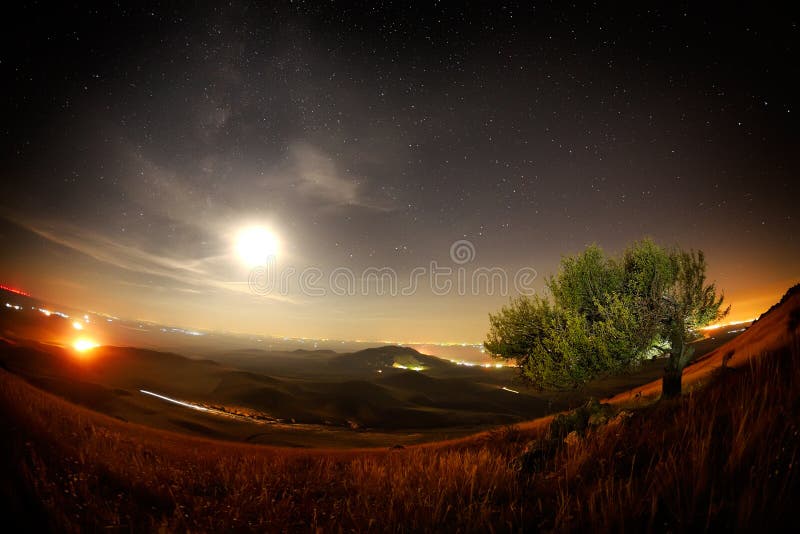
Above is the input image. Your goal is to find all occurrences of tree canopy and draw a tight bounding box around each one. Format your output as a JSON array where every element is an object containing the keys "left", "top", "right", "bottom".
[{"left": 485, "top": 240, "right": 728, "bottom": 393}]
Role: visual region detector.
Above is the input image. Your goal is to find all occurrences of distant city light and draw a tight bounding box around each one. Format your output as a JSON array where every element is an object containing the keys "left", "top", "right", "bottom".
[
  {"left": 392, "top": 362, "right": 425, "bottom": 371},
  {"left": 0, "top": 284, "right": 29, "bottom": 296}
]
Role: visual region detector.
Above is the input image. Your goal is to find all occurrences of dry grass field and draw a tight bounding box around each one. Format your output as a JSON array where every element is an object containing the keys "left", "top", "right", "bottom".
[{"left": 1, "top": 286, "right": 798, "bottom": 532}]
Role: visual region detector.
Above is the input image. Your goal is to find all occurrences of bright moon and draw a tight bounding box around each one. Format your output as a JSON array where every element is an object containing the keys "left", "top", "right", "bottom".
[{"left": 236, "top": 227, "right": 279, "bottom": 266}]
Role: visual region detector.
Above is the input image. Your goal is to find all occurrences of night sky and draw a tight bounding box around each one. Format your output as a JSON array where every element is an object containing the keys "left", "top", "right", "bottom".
[{"left": 1, "top": 3, "right": 797, "bottom": 343}]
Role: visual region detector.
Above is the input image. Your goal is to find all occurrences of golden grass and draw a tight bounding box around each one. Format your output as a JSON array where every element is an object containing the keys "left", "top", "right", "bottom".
[{"left": 2, "top": 334, "right": 800, "bottom": 532}]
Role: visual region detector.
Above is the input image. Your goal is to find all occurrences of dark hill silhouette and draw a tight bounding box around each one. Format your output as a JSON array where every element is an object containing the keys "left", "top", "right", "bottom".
[{"left": 331, "top": 345, "right": 454, "bottom": 373}]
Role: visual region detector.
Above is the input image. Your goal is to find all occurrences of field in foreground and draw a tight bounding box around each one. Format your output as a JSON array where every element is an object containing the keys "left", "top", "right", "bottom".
[{"left": 1, "top": 287, "right": 799, "bottom": 532}]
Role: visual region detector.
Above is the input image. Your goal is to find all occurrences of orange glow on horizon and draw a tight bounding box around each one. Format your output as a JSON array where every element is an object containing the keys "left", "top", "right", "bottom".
[{"left": 700, "top": 318, "right": 756, "bottom": 332}]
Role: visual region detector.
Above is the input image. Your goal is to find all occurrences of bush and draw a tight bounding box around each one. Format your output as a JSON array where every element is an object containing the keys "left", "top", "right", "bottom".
[{"left": 549, "top": 398, "right": 617, "bottom": 439}]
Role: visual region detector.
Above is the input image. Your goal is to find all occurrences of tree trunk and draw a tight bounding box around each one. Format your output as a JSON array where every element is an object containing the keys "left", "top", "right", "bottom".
[{"left": 661, "top": 366, "right": 682, "bottom": 399}]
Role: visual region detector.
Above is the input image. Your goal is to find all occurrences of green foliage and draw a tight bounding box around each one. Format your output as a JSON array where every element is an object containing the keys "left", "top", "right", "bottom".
[
  {"left": 485, "top": 239, "right": 727, "bottom": 392},
  {"left": 485, "top": 296, "right": 591, "bottom": 389},
  {"left": 660, "top": 250, "right": 730, "bottom": 397},
  {"left": 485, "top": 295, "right": 554, "bottom": 365},
  {"left": 547, "top": 245, "right": 621, "bottom": 322}
]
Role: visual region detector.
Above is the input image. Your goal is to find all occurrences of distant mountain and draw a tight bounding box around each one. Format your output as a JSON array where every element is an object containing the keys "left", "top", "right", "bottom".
[
  {"left": 0, "top": 337, "right": 546, "bottom": 431},
  {"left": 331, "top": 345, "right": 454, "bottom": 373},
  {"left": 209, "top": 348, "right": 341, "bottom": 376},
  {"left": 292, "top": 348, "right": 337, "bottom": 355},
  {"left": 209, "top": 345, "right": 456, "bottom": 377}
]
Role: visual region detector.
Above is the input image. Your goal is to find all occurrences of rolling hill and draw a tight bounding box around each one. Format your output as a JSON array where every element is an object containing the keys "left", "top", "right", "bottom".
[
  {"left": 0, "top": 289, "right": 759, "bottom": 447},
  {"left": 0, "top": 285, "right": 797, "bottom": 531},
  {"left": 0, "top": 334, "right": 550, "bottom": 442}
]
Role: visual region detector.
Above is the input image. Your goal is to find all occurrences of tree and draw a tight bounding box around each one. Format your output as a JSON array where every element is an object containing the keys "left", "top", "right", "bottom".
[
  {"left": 485, "top": 241, "right": 728, "bottom": 397},
  {"left": 485, "top": 296, "right": 594, "bottom": 389},
  {"left": 659, "top": 250, "right": 729, "bottom": 398},
  {"left": 486, "top": 241, "right": 670, "bottom": 389}
]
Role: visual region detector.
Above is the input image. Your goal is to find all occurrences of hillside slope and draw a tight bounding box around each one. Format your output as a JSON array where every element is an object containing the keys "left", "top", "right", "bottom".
[
  {"left": 0, "top": 287, "right": 798, "bottom": 529},
  {"left": 1, "top": 286, "right": 799, "bottom": 530},
  {"left": 0, "top": 336, "right": 550, "bottom": 443}
]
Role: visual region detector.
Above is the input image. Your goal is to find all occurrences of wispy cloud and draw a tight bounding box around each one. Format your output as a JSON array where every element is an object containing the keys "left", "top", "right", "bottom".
[
  {"left": 8, "top": 216, "right": 294, "bottom": 303},
  {"left": 289, "top": 143, "right": 393, "bottom": 211},
  {"left": 119, "top": 140, "right": 395, "bottom": 238}
]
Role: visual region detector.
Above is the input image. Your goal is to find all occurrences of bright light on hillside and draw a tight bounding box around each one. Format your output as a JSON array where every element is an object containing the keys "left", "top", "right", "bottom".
[{"left": 73, "top": 338, "right": 99, "bottom": 353}]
